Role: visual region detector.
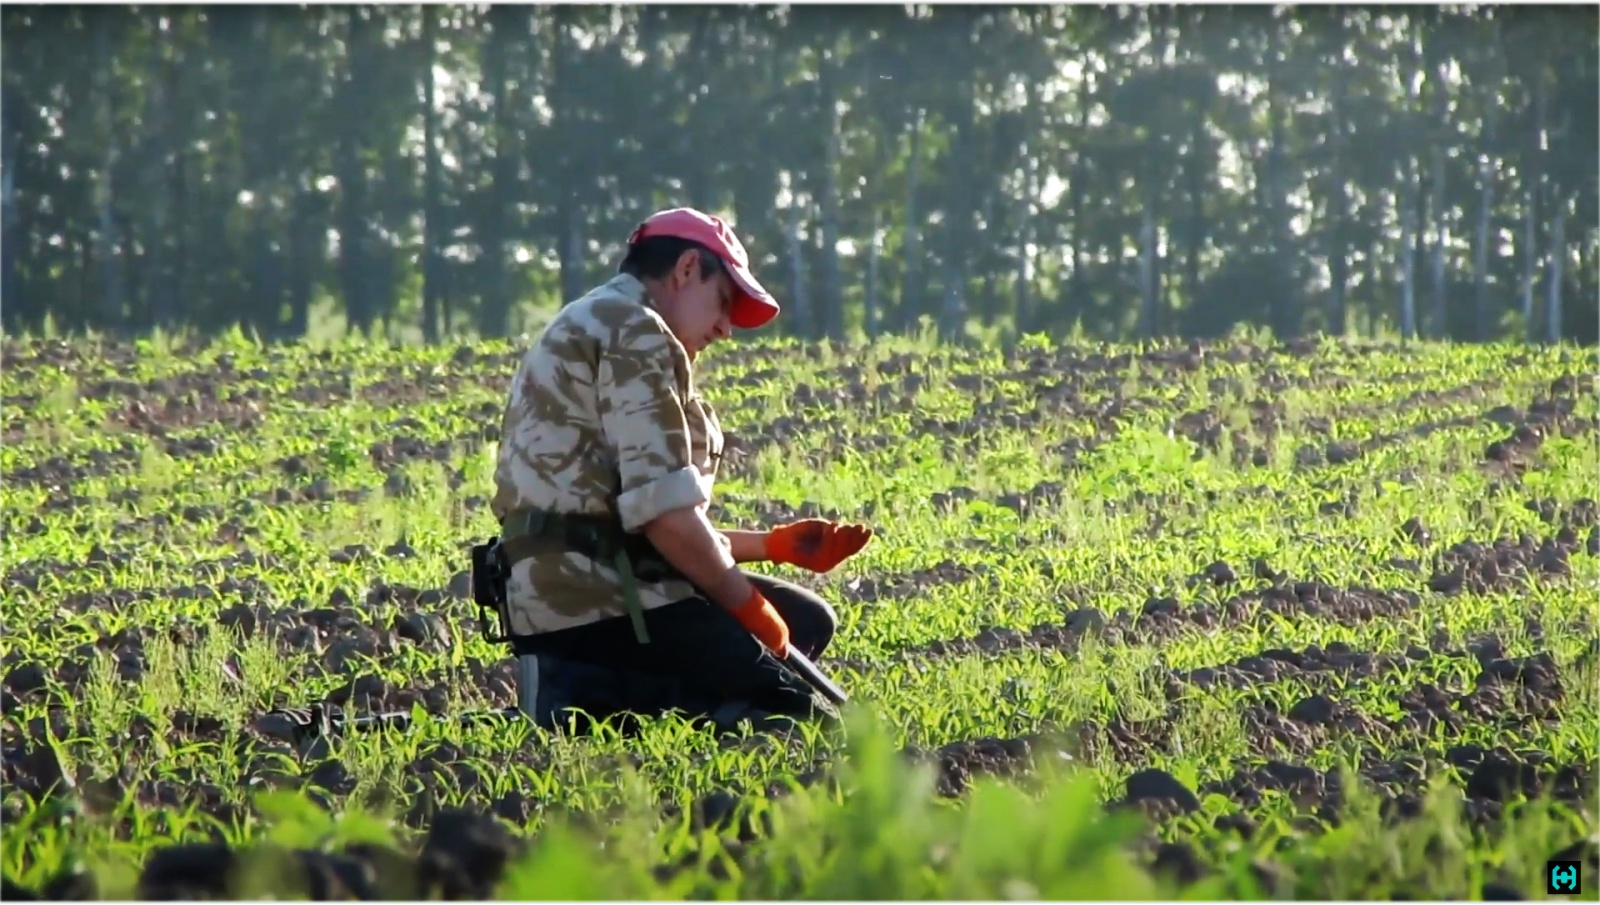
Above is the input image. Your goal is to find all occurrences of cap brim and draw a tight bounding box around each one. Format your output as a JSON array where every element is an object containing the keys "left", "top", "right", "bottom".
[{"left": 728, "top": 264, "right": 780, "bottom": 329}]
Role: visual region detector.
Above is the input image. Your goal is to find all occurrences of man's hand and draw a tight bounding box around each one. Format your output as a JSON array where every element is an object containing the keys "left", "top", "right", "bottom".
[{"left": 765, "top": 518, "right": 873, "bottom": 573}]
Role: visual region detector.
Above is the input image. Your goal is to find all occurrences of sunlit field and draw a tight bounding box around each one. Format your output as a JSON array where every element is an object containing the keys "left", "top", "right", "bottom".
[{"left": 3, "top": 329, "right": 1595, "bottom": 899}]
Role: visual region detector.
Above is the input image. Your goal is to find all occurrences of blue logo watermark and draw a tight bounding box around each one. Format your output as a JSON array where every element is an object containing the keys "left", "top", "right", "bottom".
[{"left": 1548, "top": 860, "right": 1582, "bottom": 895}]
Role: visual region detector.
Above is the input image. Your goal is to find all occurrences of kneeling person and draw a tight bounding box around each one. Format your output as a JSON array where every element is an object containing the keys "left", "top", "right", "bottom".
[{"left": 489, "top": 207, "right": 871, "bottom": 733}]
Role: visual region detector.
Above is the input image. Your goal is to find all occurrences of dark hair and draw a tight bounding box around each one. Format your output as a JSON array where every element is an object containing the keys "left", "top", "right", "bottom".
[{"left": 619, "top": 235, "right": 724, "bottom": 282}]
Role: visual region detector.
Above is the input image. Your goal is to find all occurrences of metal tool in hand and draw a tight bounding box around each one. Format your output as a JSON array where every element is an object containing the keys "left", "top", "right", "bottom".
[{"left": 784, "top": 647, "right": 848, "bottom": 705}]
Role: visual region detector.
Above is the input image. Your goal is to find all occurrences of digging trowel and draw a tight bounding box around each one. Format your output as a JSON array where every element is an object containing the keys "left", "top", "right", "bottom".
[{"left": 783, "top": 647, "right": 849, "bottom": 705}]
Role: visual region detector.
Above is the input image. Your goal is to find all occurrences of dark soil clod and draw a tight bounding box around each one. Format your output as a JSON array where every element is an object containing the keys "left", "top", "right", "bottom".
[
  {"left": 1286, "top": 694, "right": 1338, "bottom": 726},
  {"left": 1122, "top": 768, "right": 1200, "bottom": 815},
  {"left": 1202, "top": 560, "right": 1238, "bottom": 586},
  {"left": 417, "top": 808, "right": 524, "bottom": 900},
  {"left": 1400, "top": 517, "right": 1432, "bottom": 546},
  {"left": 1466, "top": 755, "right": 1543, "bottom": 803},
  {"left": 1151, "top": 840, "right": 1207, "bottom": 886},
  {"left": 136, "top": 842, "right": 237, "bottom": 899}
]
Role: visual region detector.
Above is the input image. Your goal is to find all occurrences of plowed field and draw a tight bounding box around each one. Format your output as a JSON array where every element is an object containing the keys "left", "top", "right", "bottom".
[{"left": 3, "top": 332, "right": 1597, "bottom": 899}]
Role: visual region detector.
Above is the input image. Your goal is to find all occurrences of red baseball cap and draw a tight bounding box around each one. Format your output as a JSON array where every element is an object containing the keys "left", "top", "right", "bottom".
[{"left": 627, "top": 207, "right": 781, "bottom": 329}]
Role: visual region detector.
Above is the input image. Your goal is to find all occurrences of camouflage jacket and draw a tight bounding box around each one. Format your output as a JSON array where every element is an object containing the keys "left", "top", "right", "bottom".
[{"left": 490, "top": 273, "right": 724, "bottom": 636}]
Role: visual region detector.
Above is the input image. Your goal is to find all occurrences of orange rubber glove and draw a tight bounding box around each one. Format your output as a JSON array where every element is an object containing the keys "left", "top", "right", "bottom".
[
  {"left": 765, "top": 519, "right": 873, "bottom": 573},
  {"left": 729, "top": 586, "right": 790, "bottom": 656}
]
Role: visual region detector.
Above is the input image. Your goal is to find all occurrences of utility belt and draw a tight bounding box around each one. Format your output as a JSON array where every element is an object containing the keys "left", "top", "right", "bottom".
[{"left": 470, "top": 507, "right": 684, "bottom": 646}]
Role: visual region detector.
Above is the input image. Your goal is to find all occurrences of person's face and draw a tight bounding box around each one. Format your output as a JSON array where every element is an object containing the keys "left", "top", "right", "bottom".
[{"left": 656, "top": 250, "right": 735, "bottom": 359}]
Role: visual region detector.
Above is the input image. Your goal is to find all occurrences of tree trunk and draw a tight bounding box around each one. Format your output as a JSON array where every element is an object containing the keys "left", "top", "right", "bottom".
[
  {"left": 1473, "top": 104, "right": 1496, "bottom": 342},
  {"left": 421, "top": 11, "right": 443, "bottom": 344},
  {"left": 1427, "top": 61, "right": 1449, "bottom": 339},
  {"left": 1265, "top": 15, "right": 1295, "bottom": 339},
  {"left": 1015, "top": 197, "right": 1034, "bottom": 335},
  {"left": 168, "top": 34, "right": 190, "bottom": 332},
  {"left": 118, "top": 210, "right": 143, "bottom": 329},
  {"left": 679, "top": 13, "right": 712, "bottom": 211},
  {"left": 1397, "top": 35, "right": 1421, "bottom": 343},
  {"left": 169, "top": 149, "right": 189, "bottom": 332},
  {"left": 94, "top": 13, "right": 123, "bottom": 330},
  {"left": 1363, "top": 239, "right": 1379, "bottom": 335},
  {"left": 865, "top": 207, "right": 880, "bottom": 339},
  {"left": 939, "top": 50, "right": 976, "bottom": 342},
  {"left": 1185, "top": 104, "right": 1206, "bottom": 329},
  {"left": 1325, "top": 19, "right": 1349, "bottom": 335},
  {"left": 900, "top": 107, "right": 924, "bottom": 333},
  {"left": 479, "top": 5, "right": 515, "bottom": 338},
  {"left": 977, "top": 181, "right": 999, "bottom": 324},
  {"left": 140, "top": 20, "right": 171, "bottom": 333},
  {"left": 787, "top": 197, "right": 810, "bottom": 336},
  {"left": 550, "top": 11, "right": 585, "bottom": 307},
  {"left": 76, "top": 235, "right": 91, "bottom": 331},
  {"left": 1, "top": 123, "right": 18, "bottom": 324},
  {"left": 1522, "top": 74, "right": 1545, "bottom": 341},
  {"left": 1545, "top": 192, "right": 1564, "bottom": 344},
  {"left": 249, "top": 219, "right": 282, "bottom": 338},
  {"left": 287, "top": 184, "right": 314, "bottom": 337},
  {"left": 816, "top": 46, "right": 844, "bottom": 340},
  {"left": 337, "top": 9, "right": 373, "bottom": 334},
  {"left": 1326, "top": 143, "right": 1347, "bottom": 335},
  {"left": 1399, "top": 181, "right": 1417, "bottom": 342},
  {"left": 940, "top": 261, "right": 964, "bottom": 342},
  {"left": 563, "top": 204, "right": 584, "bottom": 306},
  {"left": 1139, "top": 203, "right": 1158, "bottom": 339},
  {"left": 1068, "top": 72, "right": 1091, "bottom": 326},
  {"left": 1016, "top": 80, "right": 1038, "bottom": 334}
]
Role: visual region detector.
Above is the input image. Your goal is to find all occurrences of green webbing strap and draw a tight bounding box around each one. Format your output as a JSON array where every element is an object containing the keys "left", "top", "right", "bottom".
[
  {"left": 500, "top": 507, "right": 653, "bottom": 645},
  {"left": 611, "top": 549, "right": 651, "bottom": 645}
]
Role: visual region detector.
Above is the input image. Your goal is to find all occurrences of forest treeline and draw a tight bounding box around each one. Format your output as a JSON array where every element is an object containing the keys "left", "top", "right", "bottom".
[{"left": 3, "top": 4, "right": 1596, "bottom": 347}]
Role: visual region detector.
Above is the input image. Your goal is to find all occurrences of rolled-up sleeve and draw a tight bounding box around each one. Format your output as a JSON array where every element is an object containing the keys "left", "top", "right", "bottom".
[{"left": 596, "top": 324, "right": 709, "bottom": 532}]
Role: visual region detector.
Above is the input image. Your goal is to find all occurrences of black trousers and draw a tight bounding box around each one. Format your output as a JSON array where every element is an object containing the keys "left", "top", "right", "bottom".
[{"left": 509, "top": 573, "right": 838, "bottom": 724}]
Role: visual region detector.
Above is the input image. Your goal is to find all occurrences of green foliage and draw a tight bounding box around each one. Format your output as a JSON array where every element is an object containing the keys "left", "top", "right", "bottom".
[{"left": 2, "top": 7, "right": 1596, "bottom": 346}]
